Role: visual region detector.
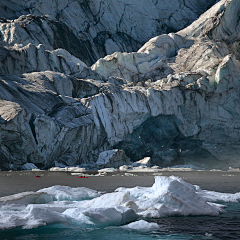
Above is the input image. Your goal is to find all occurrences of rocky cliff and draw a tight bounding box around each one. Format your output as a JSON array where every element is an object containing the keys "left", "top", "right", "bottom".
[{"left": 1, "top": 0, "right": 240, "bottom": 170}]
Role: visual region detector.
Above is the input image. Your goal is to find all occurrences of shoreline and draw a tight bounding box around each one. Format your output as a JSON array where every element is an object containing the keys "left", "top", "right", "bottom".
[{"left": 1, "top": 170, "right": 240, "bottom": 197}]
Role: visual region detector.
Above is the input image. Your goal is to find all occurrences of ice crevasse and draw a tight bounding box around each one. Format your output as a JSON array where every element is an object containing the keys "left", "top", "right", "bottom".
[{"left": 0, "top": 176, "right": 240, "bottom": 230}]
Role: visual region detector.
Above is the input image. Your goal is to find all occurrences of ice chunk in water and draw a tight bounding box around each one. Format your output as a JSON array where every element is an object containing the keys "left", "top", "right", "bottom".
[{"left": 122, "top": 220, "right": 159, "bottom": 230}]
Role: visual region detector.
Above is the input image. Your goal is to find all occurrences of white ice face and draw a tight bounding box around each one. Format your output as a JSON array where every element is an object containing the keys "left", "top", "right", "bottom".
[
  {"left": 0, "top": 176, "right": 239, "bottom": 230},
  {"left": 121, "top": 219, "right": 159, "bottom": 230}
]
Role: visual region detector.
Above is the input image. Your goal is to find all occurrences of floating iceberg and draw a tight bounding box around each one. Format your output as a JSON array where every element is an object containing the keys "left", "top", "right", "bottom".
[
  {"left": 0, "top": 176, "right": 239, "bottom": 230},
  {"left": 49, "top": 166, "right": 86, "bottom": 172},
  {"left": 116, "top": 176, "right": 221, "bottom": 218},
  {"left": 122, "top": 220, "right": 159, "bottom": 230}
]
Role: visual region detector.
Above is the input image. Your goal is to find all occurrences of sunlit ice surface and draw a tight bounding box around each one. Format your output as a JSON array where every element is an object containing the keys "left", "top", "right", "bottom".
[{"left": 0, "top": 176, "right": 240, "bottom": 239}]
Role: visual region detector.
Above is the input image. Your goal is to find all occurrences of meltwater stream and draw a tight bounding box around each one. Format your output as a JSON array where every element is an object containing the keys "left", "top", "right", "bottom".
[{"left": 0, "top": 176, "right": 240, "bottom": 239}]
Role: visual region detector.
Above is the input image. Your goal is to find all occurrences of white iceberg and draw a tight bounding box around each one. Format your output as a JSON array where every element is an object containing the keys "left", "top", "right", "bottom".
[
  {"left": 116, "top": 176, "right": 220, "bottom": 218},
  {"left": 133, "top": 157, "right": 151, "bottom": 167},
  {"left": 98, "top": 168, "right": 117, "bottom": 173},
  {"left": 0, "top": 176, "right": 240, "bottom": 230},
  {"left": 49, "top": 166, "right": 86, "bottom": 172}
]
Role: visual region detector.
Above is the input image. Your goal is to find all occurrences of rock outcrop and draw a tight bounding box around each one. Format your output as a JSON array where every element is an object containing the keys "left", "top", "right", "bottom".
[{"left": 1, "top": 0, "right": 240, "bottom": 170}]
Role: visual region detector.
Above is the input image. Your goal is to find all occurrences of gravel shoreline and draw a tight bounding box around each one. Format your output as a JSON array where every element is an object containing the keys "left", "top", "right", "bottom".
[{"left": 0, "top": 171, "right": 240, "bottom": 197}]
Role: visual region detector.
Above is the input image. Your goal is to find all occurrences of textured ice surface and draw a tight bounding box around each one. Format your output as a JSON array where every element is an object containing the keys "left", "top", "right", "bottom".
[
  {"left": 37, "top": 185, "right": 100, "bottom": 201},
  {"left": 0, "top": 192, "right": 53, "bottom": 205},
  {"left": 0, "top": 176, "right": 240, "bottom": 230},
  {"left": 116, "top": 176, "right": 221, "bottom": 218}
]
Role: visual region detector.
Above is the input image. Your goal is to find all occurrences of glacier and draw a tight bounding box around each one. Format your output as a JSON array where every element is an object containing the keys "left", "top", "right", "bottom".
[{"left": 0, "top": 0, "right": 240, "bottom": 170}]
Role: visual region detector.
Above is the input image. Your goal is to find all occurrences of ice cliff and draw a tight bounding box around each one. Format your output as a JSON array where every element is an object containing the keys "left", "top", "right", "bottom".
[
  {"left": 1, "top": 0, "right": 240, "bottom": 170},
  {"left": 0, "top": 0, "right": 215, "bottom": 65}
]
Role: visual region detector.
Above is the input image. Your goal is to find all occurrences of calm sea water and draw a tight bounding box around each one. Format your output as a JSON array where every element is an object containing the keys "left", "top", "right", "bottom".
[{"left": 0, "top": 202, "right": 239, "bottom": 240}]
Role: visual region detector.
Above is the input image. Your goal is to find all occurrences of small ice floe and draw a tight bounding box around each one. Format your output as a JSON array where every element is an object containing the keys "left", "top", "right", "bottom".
[
  {"left": 160, "top": 164, "right": 204, "bottom": 171},
  {"left": 98, "top": 168, "right": 117, "bottom": 173},
  {"left": 94, "top": 172, "right": 107, "bottom": 176},
  {"left": 22, "top": 163, "right": 38, "bottom": 171},
  {"left": 129, "top": 166, "right": 160, "bottom": 172},
  {"left": 71, "top": 173, "right": 93, "bottom": 177},
  {"left": 49, "top": 166, "right": 86, "bottom": 172},
  {"left": 67, "top": 167, "right": 86, "bottom": 172},
  {"left": 119, "top": 165, "right": 133, "bottom": 171},
  {"left": 205, "top": 232, "right": 213, "bottom": 237},
  {"left": 121, "top": 220, "right": 159, "bottom": 230},
  {"left": 118, "top": 157, "right": 160, "bottom": 172},
  {"left": 124, "top": 173, "right": 137, "bottom": 176},
  {"left": 49, "top": 167, "right": 67, "bottom": 172},
  {"left": 228, "top": 167, "right": 240, "bottom": 172},
  {"left": 1, "top": 176, "right": 240, "bottom": 230},
  {"left": 132, "top": 157, "right": 151, "bottom": 167}
]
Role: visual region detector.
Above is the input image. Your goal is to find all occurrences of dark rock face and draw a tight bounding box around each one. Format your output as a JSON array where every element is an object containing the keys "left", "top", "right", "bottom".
[
  {"left": 0, "top": 72, "right": 108, "bottom": 170},
  {"left": 115, "top": 115, "right": 218, "bottom": 168}
]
